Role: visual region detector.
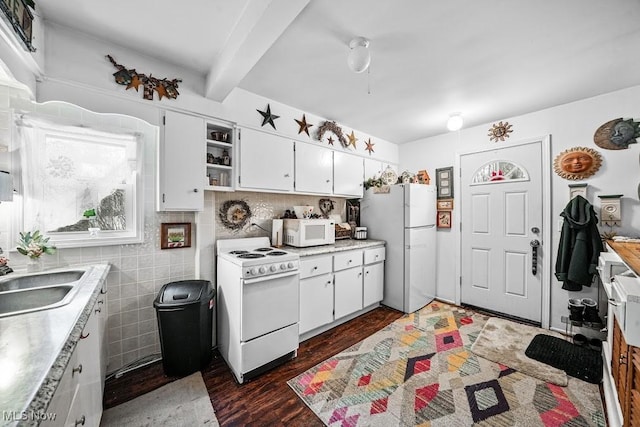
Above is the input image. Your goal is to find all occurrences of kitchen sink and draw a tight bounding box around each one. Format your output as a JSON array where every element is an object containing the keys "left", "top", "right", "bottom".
[
  {"left": 0, "top": 270, "right": 85, "bottom": 292},
  {"left": 0, "top": 285, "right": 75, "bottom": 317}
]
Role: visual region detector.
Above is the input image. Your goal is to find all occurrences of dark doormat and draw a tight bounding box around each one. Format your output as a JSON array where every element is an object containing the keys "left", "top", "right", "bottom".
[{"left": 524, "top": 334, "right": 603, "bottom": 384}]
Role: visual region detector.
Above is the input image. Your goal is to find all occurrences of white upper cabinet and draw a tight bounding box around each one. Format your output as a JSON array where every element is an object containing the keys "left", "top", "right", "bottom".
[
  {"left": 333, "top": 151, "right": 364, "bottom": 198},
  {"left": 238, "top": 127, "right": 294, "bottom": 192},
  {"left": 158, "top": 110, "right": 205, "bottom": 211},
  {"left": 295, "top": 142, "right": 333, "bottom": 194}
]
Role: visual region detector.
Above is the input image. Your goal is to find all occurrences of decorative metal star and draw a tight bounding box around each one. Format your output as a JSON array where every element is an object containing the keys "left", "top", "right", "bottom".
[
  {"left": 126, "top": 74, "right": 142, "bottom": 91},
  {"left": 257, "top": 104, "right": 279, "bottom": 129},
  {"left": 365, "top": 138, "right": 375, "bottom": 154},
  {"left": 295, "top": 114, "right": 313, "bottom": 136},
  {"left": 347, "top": 131, "right": 358, "bottom": 149},
  {"left": 327, "top": 136, "right": 335, "bottom": 145}
]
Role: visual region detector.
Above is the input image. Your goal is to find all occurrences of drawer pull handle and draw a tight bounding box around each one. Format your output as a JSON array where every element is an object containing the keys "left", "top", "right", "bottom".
[
  {"left": 75, "top": 415, "right": 86, "bottom": 426},
  {"left": 98, "top": 300, "right": 104, "bottom": 305},
  {"left": 80, "top": 331, "right": 90, "bottom": 339},
  {"left": 100, "top": 288, "right": 107, "bottom": 294},
  {"left": 608, "top": 298, "right": 621, "bottom": 307},
  {"left": 72, "top": 364, "right": 83, "bottom": 376},
  {"left": 95, "top": 308, "right": 102, "bottom": 314}
]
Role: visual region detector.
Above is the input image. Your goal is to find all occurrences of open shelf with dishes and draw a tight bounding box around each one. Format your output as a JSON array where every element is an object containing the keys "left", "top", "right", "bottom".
[{"left": 206, "top": 121, "right": 234, "bottom": 191}]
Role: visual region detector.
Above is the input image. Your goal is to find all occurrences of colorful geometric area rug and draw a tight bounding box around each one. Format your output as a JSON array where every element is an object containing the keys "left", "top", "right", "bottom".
[{"left": 287, "top": 302, "right": 605, "bottom": 426}]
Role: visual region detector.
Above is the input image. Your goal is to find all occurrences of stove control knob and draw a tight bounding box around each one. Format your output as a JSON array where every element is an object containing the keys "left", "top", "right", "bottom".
[
  {"left": 249, "top": 268, "right": 257, "bottom": 276},
  {"left": 287, "top": 262, "right": 294, "bottom": 269},
  {"left": 259, "top": 266, "right": 266, "bottom": 274},
  {"left": 280, "top": 263, "right": 286, "bottom": 270},
  {"left": 270, "top": 265, "right": 277, "bottom": 272}
]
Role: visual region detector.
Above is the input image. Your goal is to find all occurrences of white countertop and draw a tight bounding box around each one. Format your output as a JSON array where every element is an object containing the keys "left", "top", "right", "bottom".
[
  {"left": 282, "top": 239, "right": 385, "bottom": 257},
  {"left": 0, "top": 264, "right": 110, "bottom": 426}
]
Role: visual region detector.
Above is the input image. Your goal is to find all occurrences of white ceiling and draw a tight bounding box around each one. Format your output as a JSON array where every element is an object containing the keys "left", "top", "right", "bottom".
[{"left": 36, "top": 0, "right": 640, "bottom": 144}]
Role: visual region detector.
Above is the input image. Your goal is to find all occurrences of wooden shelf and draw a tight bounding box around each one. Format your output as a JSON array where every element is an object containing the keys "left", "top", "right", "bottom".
[
  {"left": 206, "top": 140, "right": 233, "bottom": 149},
  {"left": 206, "top": 164, "right": 232, "bottom": 170}
]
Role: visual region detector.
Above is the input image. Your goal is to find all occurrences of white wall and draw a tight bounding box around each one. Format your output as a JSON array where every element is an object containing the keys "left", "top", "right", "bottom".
[
  {"left": 400, "top": 85, "right": 640, "bottom": 330},
  {"left": 1, "top": 21, "right": 400, "bottom": 373}
]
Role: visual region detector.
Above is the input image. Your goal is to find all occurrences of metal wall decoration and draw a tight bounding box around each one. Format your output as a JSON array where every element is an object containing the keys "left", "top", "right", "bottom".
[
  {"left": 365, "top": 138, "right": 375, "bottom": 154},
  {"left": 257, "top": 104, "right": 279, "bottom": 130},
  {"left": 553, "top": 146, "right": 602, "bottom": 180},
  {"left": 294, "top": 114, "right": 313, "bottom": 136},
  {"left": 106, "top": 55, "right": 181, "bottom": 101},
  {"left": 347, "top": 131, "right": 358, "bottom": 149},
  {"left": 219, "top": 200, "right": 252, "bottom": 230},
  {"left": 488, "top": 121, "right": 513, "bottom": 142},
  {"left": 593, "top": 117, "right": 640, "bottom": 150},
  {"left": 316, "top": 121, "right": 348, "bottom": 147}
]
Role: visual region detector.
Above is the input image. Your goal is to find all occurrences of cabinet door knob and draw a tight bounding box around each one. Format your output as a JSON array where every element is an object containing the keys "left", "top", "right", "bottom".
[
  {"left": 284, "top": 173, "right": 290, "bottom": 178},
  {"left": 75, "top": 415, "right": 86, "bottom": 426},
  {"left": 193, "top": 188, "right": 199, "bottom": 193},
  {"left": 72, "top": 364, "right": 83, "bottom": 376},
  {"left": 326, "top": 179, "right": 330, "bottom": 183}
]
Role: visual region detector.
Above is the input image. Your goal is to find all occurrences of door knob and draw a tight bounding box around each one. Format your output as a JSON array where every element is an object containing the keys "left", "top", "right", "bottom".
[{"left": 530, "top": 239, "right": 540, "bottom": 275}]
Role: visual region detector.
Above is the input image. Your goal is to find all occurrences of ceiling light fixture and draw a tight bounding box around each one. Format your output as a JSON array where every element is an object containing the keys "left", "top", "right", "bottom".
[
  {"left": 347, "top": 37, "right": 371, "bottom": 73},
  {"left": 446, "top": 113, "right": 463, "bottom": 131}
]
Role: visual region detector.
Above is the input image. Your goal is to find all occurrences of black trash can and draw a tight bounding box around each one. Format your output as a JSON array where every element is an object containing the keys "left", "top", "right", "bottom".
[{"left": 154, "top": 280, "right": 214, "bottom": 376}]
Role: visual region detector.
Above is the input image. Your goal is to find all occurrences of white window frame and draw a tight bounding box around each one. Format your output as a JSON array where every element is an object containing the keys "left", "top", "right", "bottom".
[{"left": 11, "top": 111, "right": 145, "bottom": 249}]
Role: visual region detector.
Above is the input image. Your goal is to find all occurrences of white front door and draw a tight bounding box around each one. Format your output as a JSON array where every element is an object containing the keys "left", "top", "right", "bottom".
[{"left": 460, "top": 140, "right": 544, "bottom": 323}]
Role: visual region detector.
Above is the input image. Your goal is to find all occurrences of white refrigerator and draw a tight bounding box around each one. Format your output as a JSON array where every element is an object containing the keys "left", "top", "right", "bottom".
[{"left": 360, "top": 184, "right": 436, "bottom": 313}]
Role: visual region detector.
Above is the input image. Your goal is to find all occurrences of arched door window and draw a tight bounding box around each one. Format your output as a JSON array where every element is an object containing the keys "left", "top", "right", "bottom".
[{"left": 471, "top": 160, "right": 529, "bottom": 185}]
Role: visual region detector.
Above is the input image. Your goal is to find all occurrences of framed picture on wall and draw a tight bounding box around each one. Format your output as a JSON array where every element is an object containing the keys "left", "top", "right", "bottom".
[
  {"left": 437, "top": 211, "right": 452, "bottom": 228},
  {"left": 161, "top": 222, "right": 192, "bottom": 249},
  {"left": 437, "top": 198, "right": 454, "bottom": 210},
  {"left": 436, "top": 166, "right": 454, "bottom": 199}
]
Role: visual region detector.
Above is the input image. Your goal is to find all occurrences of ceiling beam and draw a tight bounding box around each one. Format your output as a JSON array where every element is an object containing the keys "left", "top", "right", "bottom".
[{"left": 204, "top": 0, "right": 310, "bottom": 102}]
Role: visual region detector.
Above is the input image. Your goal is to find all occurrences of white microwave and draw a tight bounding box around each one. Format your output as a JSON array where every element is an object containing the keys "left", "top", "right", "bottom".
[{"left": 283, "top": 219, "right": 335, "bottom": 247}]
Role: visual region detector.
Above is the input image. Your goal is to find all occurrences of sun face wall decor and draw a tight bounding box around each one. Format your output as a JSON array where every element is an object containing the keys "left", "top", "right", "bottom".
[
  {"left": 488, "top": 121, "right": 513, "bottom": 142},
  {"left": 553, "top": 146, "right": 602, "bottom": 180}
]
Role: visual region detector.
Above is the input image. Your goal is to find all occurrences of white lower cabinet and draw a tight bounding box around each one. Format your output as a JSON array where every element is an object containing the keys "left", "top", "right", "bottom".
[
  {"left": 299, "top": 246, "right": 385, "bottom": 339},
  {"left": 334, "top": 267, "right": 364, "bottom": 319},
  {"left": 300, "top": 274, "right": 334, "bottom": 334},
  {"left": 363, "top": 247, "right": 385, "bottom": 307},
  {"left": 333, "top": 250, "right": 364, "bottom": 319},
  {"left": 363, "top": 263, "right": 384, "bottom": 307},
  {"left": 299, "top": 255, "right": 333, "bottom": 334},
  {"left": 42, "top": 293, "right": 107, "bottom": 427}
]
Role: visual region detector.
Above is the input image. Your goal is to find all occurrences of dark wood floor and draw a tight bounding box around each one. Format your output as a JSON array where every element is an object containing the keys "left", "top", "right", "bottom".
[{"left": 103, "top": 306, "right": 404, "bottom": 426}]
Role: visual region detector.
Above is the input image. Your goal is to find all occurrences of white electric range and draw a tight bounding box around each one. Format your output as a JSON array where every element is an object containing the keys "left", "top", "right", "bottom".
[{"left": 216, "top": 237, "right": 300, "bottom": 383}]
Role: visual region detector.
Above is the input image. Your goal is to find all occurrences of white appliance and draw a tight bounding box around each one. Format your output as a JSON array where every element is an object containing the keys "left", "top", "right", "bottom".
[
  {"left": 610, "top": 273, "right": 640, "bottom": 347},
  {"left": 216, "top": 237, "right": 300, "bottom": 383},
  {"left": 360, "top": 184, "right": 436, "bottom": 313},
  {"left": 283, "top": 218, "right": 335, "bottom": 247}
]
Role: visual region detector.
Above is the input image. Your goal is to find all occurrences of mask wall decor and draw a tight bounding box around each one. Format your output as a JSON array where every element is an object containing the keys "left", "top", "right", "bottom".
[
  {"left": 553, "top": 146, "right": 602, "bottom": 180},
  {"left": 593, "top": 118, "right": 640, "bottom": 150}
]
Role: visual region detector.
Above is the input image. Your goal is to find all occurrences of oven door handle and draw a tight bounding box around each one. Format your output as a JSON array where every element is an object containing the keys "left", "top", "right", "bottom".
[{"left": 244, "top": 270, "right": 299, "bottom": 284}]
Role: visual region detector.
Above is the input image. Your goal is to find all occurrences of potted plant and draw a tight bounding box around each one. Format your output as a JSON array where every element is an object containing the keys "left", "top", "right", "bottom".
[
  {"left": 83, "top": 208, "right": 100, "bottom": 237},
  {"left": 16, "top": 230, "right": 56, "bottom": 272}
]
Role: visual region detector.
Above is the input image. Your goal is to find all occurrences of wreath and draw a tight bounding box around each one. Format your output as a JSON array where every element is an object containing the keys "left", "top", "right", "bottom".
[
  {"left": 218, "top": 200, "right": 252, "bottom": 230},
  {"left": 316, "top": 121, "right": 348, "bottom": 147}
]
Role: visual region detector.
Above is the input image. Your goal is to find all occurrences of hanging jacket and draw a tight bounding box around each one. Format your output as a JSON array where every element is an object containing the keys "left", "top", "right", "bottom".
[{"left": 555, "top": 195, "right": 603, "bottom": 291}]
